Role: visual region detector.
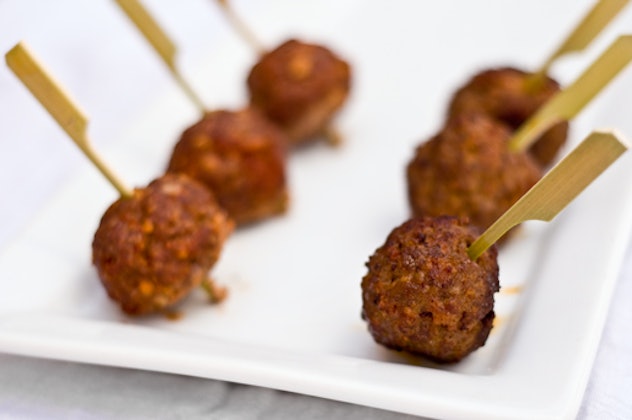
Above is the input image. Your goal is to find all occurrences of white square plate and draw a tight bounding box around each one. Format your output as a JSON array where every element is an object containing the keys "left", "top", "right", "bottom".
[{"left": 1, "top": 1, "right": 632, "bottom": 418}]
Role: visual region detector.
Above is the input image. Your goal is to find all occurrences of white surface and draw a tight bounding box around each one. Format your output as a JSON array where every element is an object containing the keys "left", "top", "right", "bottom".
[{"left": 1, "top": 1, "right": 632, "bottom": 419}]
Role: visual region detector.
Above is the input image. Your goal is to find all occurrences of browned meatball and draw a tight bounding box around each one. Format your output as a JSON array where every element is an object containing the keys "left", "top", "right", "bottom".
[
  {"left": 362, "top": 216, "right": 499, "bottom": 363},
  {"left": 448, "top": 67, "right": 569, "bottom": 167},
  {"left": 92, "top": 174, "right": 234, "bottom": 315},
  {"left": 407, "top": 113, "right": 541, "bottom": 233},
  {"left": 167, "top": 108, "right": 289, "bottom": 226},
  {"left": 247, "top": 39, "right": 351, "bottom": 145}
]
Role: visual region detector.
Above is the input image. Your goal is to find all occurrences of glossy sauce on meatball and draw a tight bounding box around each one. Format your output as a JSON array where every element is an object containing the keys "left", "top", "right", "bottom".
[
  {"left": 361, "top": 216, "right": 499, "bottom": 363},
  {"left": 167, "top": 108, "right": 288, "bottom": 226},
  {"left": 92, "top": 174, "right": 233, "bottom": 315},
  {"left": 247, "top": 39, "right": 351, "bottom": 145}
]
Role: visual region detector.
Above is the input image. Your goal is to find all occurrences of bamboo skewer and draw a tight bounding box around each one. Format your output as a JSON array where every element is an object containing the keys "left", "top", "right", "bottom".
[
  {"left": 509, "top": 35, "right": 632, "bottom": 153},
  {"left": 6, "top": 41, "right": 231, "bottom": 305},
  {"left": 468, "top": 130, "right": 628, "bottom": 260},
  {"left": 5, "top": 42, "right": 133, "bottom": 199},
  {"left": 216, "top": 0, "right": 266, "bottom": 55},
  {"left": 115, "top": 0, "right": 207, "bottom": 113},
  {"left": 532, "top": 0, "right": 630, "bottom": 82}
]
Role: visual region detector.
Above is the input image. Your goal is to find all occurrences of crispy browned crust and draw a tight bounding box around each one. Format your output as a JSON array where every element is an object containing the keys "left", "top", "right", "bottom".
[
  {"left": 448, "top": 67, "right": 569, "bottom": 167},
  {"left": 361, "top": 216, "right": 499, "bottom": 363},
  {"left": 406, "top": 113, "right": 542, "bottom": 233},
  {"left": 92, "top": 174, "right": 234, "bottom": 315},
  {"left": 247, "top": 39, "right": 351, "bottom": 144},
  {"left": 167, "top": 108, "right": 289, "bottom": 225}
]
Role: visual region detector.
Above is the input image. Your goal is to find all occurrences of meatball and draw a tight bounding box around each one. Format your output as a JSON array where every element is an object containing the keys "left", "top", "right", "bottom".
[
  {"left": 448, "top": 67, "right": 569, "bottom": 167},
  {"left": 92, "top": 174, "right": 234, "bottom": 315},
  {"left": 247, "top": 39, "right": 351, "bottom": 145},
  {"left": 361, "top": 216, "right": 499, "bottom": 363},
  {"left": 406, "top": 113, "right": 541, "bottom": 233},
  {"left": 167, "top": 108, "right": 289, "bottom": 226}
]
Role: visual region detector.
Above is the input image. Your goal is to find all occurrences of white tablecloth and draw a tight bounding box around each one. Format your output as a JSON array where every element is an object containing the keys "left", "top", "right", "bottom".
[{"left": 1, "top": 1, "right": 631, "bottom": 418}]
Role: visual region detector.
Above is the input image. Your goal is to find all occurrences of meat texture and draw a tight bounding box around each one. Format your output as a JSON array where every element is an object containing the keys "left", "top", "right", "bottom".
[
  {"left": 167, "top": 108, "right": 288, "bottom": 225},
  {"left": 92, "top": 174, "right": 233, "bottom": 315},
  {"left": 247, "top": 39, "right": 351, "bottom": 145},
  {"left": 448, "top": 67, "right": 568, "bottom": 167},
  {"left": 406, "top": 112, "right": 541, "bottom": 234},
  {"left": 361, "top": 216, "right": 499, "bottom": 363}
]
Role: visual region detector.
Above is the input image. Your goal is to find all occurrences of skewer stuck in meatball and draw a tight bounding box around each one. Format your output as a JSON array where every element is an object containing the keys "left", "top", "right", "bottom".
[
  {"left": 361, "top": 216, "right": 499, "bottom": 363},
  {"left": 92, "top": 174, "right": 234, "bottom": 315},
  {"left": 448, "top": 67, "right": 569, "bottom": 167},
  {"left": 407, "top": 112, "right": 542, "bottom": 234}
]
